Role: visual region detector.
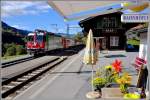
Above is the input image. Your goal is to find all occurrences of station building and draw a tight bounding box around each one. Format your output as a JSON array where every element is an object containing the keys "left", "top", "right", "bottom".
[{"left": 79, "top": 11, "right": 140, "bottom": 50}]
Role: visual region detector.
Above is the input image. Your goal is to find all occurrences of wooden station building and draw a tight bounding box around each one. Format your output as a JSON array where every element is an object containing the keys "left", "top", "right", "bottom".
[{"left": 79, "top": 11, "right": 140, "bottom": 50}]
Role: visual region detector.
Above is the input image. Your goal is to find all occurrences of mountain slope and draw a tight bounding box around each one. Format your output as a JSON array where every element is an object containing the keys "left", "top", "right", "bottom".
[
  {"left": 2, "top": 21, "right": 32, "bottom": 36},
  {"left": 2, "top": 21, "right": 32, "bottom": 44}
]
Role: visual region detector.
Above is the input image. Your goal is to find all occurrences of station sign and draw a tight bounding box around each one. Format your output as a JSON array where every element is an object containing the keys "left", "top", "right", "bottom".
[{"left": 121, "top": 14, "right": 149, "bottom": 23}]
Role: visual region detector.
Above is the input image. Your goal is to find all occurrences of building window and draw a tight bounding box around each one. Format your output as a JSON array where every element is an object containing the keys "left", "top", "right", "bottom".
[
  {"left": 102, "top": 38, "right": 106, "bottom": 49},
  {"left": 97, "top": 19, "right": 101, "bottom": 28},
  {"left": 110, "top": 17, "right": 117, "bottom": 27},
  {"left": 102, "top": 17, "right": 117, "bottom": 28},
  {"left": 110, "top": 36, "right": 119, "bottom": 46},
  {"left": 103, "top": 17, "right": 109, "bottom": 27}
]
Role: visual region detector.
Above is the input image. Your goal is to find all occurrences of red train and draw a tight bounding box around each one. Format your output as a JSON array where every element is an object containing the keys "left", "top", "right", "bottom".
[{"left": 26, "top": 29, "right": 75, "bottom": 55}]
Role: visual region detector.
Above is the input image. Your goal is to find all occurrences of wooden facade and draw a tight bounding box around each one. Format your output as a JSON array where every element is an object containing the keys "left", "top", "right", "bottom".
[{"left": 79, "top": 12, "right": 140, "bottom": 50}]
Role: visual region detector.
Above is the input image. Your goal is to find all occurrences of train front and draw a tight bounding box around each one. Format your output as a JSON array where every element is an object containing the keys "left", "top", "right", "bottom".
[{"left": 26, "top": 31, "right": 46, "bottom": 55}]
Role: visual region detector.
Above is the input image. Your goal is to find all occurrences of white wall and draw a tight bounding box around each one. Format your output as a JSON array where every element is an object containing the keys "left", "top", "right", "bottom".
[{"left": 139, "top": 33, "right": 147, "bottom": 61}]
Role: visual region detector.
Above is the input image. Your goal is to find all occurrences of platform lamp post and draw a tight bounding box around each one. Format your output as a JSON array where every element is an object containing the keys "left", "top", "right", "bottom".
[{"left": 66, "top": 24, "right": 69, "bottom": 37}]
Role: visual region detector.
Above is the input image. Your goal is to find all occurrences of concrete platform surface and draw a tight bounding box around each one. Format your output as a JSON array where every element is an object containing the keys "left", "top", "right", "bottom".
[{"left": 13, "top": 50, "right": 139, "bottom": 100}]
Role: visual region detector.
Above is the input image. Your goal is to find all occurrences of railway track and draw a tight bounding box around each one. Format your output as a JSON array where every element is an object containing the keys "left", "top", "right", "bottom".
[
  {"left": 2, "top": 56, "right": 67, "bottom": 99},
  {"left": 2, "top": 45, "right": 84, "bottom": 68},
  {"left": 2, "top": 56, "right": 35, "bottom": 68}
]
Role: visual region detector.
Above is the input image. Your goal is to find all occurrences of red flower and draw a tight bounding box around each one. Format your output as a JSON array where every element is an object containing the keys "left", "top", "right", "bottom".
[{"left": 112, "top": 59, "right": 122, "bottom": 73}]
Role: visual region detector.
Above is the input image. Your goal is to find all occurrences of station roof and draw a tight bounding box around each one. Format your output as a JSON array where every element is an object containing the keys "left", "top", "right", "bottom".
[
  {"left": 79, "top": 10, "right": 122, "bottom": 24},
  {"left": 48, "top": 0, "right": 127, "bottom": 20},
  {"left": 47, "top": 0, "right": 149, "bottom": 21}
]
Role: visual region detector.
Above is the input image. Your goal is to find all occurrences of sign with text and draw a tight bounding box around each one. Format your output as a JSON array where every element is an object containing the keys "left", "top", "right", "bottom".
[{"left": 121, "top": 14, "right": 149, "bottom": 23}]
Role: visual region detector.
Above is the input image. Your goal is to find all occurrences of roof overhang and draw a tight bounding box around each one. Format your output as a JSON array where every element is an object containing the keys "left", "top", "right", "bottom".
[
  {"left": 47, "top": 0, "right": 126, "bottom": 21},
  {"left": 47, "top": 0, "right": 149, "bottom": 21}
]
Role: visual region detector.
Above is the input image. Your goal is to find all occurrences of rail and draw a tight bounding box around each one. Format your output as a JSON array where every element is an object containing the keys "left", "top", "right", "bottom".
[
  {"left": 2, "top": 56, "right": 67, "bottom": 99},
  {"left": 2, "top": 56, "right": 34, "bottom": 68}
]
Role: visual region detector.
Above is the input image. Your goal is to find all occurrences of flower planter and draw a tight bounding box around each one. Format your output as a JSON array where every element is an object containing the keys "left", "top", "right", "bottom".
[{"left": 101, "top": 88, "right": 124, "bottom": 98}]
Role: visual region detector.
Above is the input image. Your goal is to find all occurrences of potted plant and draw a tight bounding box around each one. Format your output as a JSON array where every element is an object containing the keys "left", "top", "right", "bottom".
[
  {"left": 91, "top": 59, "right": 133, "bottom": 98},
  {"left": 116, "top": 72, "right": 132, "bottom": 93},
  {"left": 123, "top": 93, "right": 140, "bottom": 99},
  {"left": 92, "top": 77, "right": 107, "bottom": 92},
  {"left": 104, "top": 65, "right": 119, "bottom": 87}
]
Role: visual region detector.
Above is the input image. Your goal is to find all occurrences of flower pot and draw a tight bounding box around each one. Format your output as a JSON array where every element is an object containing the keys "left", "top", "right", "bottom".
[
  {"left": 94, "top": 85, "right": 104, "bottom": 92},
  {"left": 120, "top": 84, "right": 128, "bottom": 93},
  {"left": 101, "top": 88, "right": 124, "bottom": 98}
]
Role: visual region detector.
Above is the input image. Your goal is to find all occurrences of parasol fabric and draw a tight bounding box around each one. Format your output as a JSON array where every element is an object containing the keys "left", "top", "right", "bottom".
[{"left": 83, "top": 29, "right": 97, "bottom": 65}]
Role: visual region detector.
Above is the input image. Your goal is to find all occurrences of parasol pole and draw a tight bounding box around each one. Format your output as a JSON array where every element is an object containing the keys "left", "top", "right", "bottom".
[{"left": 91, "top": 65, "right": 94, "bottom": 92}]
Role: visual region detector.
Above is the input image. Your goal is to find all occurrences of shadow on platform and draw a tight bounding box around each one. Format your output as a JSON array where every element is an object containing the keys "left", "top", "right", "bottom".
[
  {"left": 104, "top": 54, "right": 126, "bottom": 58},
  {"left": 46, "top": 45, "right": 85, "bottom": 56},
  {"left": 50, "top": 70, "right": 95, "bottom": 74}
]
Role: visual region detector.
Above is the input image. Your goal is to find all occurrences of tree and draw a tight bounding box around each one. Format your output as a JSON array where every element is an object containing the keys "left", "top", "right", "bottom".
[
  {"left": 16, "top": 45, "right": 26, "bottom": 55},
  {"left": 82, "top": 37, "right": 87, "bottom": 44},
  {"left": 3, "top": 43, "right": 16, "bottom": 56},
  {"left": 74, "top": 32, "right": 84, "bottom": 43},
  {"left": 6, "top": 46, "right": 16, "bottom": 56}
]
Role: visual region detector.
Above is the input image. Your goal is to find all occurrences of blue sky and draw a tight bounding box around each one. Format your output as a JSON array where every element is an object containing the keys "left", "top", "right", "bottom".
[
  {"left": 1, "top": 1, "right": 81, "bottom": 34},
  {"left": 1, "top": 1, "right": 149, "bottom": 34}
]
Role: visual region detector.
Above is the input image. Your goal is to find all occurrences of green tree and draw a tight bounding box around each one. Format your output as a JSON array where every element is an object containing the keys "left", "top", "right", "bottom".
[
  {"left": 74, "top": 33, "right": 82, "bottom": 42},
  {"left": 6, "top": 46, "right": 16, "bottom": 56},
  {"left": 16, "top": 45, "right": 26, "bottom": 55},
  {"left": 74, "top": 32, "right": 85, "bottom": 44},
  {"left": 82, "top": 37, "right": 87, "bottom": 44},
  {"left": 3, "top": 43, "right": 15, "bottom": 56},
  {"left": 22, "top": 36, "right": 27, "bottom": 43},
  {"left": 4, "top": 43, "right": 12, "bottom": 49},
  {"left": 143, "top": 23, "right": 149, "bottom": 28}
]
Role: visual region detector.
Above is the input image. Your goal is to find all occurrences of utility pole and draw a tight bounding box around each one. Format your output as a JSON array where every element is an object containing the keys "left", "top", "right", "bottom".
[
  {"left": 66, "top": 24, "right": 81, "bottom": 37},
  {"left": 51, "top": 24, "right": 58, "bottom": 33},
  {"left": 67, "top": 24, "right": 69, "bottom": 37}
]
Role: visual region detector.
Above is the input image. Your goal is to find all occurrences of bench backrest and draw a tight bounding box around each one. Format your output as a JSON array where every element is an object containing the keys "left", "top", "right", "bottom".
[{"left": 134, "top": 57, "right": 146, "bottom": 71}]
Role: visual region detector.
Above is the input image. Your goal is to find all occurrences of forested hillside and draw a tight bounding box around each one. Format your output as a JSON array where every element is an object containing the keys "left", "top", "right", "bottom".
[{"left": 2, "top": 21, "right": 31, "bottom": 57}]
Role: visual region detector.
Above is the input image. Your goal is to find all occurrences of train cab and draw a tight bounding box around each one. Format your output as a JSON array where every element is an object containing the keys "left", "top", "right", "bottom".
[{"left": 26, "top": 30, "right": 46, "bottom": 55}]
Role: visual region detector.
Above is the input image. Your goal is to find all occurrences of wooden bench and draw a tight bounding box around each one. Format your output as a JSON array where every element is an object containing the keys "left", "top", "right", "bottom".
[
  {"left": 132, "top": 57, "right": 146, "bottom": 72},
  {"left": 137, "top": 64, "right": 148, "bottom": 89},
  {"left": 132, "top": 57, "right": 148, "bottom": 98}
]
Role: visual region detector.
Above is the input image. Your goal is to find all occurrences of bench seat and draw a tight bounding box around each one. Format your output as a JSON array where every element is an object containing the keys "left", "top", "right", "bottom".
[{"left": 132, "top": 57, "right": 146, "bottom": 71}]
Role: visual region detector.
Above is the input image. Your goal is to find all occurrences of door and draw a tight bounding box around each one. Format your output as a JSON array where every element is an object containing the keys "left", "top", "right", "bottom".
[
  {"left": 110, "top": 36, "right": 119, "bottom": 48},
  {"left": 102, "top": 38, "right": 106, "bottom": 49}
]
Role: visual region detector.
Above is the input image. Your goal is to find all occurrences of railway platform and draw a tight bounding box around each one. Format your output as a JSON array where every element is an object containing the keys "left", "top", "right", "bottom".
[
  {"left": 2, "top": 56, "right": 59, "bottom": 80},
  {"left": 1, "top": 54, "right": 32, "bottom": 64},
  {"left": 12, "top": 49, "right": 139, "bottom": 100}
]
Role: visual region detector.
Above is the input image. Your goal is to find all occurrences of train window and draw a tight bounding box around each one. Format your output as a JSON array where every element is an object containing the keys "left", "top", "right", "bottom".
[
  {"left": 43, "top": 36, "right": 46, "bottom": 41},
  {"left": 37, "top": 35, "right": 43, "bottom": 42},
  {"left": 27, "top": 36, "right": 34, "bottom": 41}
]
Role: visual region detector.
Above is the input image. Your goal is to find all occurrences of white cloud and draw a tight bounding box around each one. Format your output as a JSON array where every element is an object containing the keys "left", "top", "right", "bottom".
[
  {"left": 1, "top": 1, "right": 51, "bottom": 17},
  {"left": 58, "top": 28, "right": 66, "bottom": 33},
  {"left": 12, "top": 24, "right": 28, "bottom": 30}
]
